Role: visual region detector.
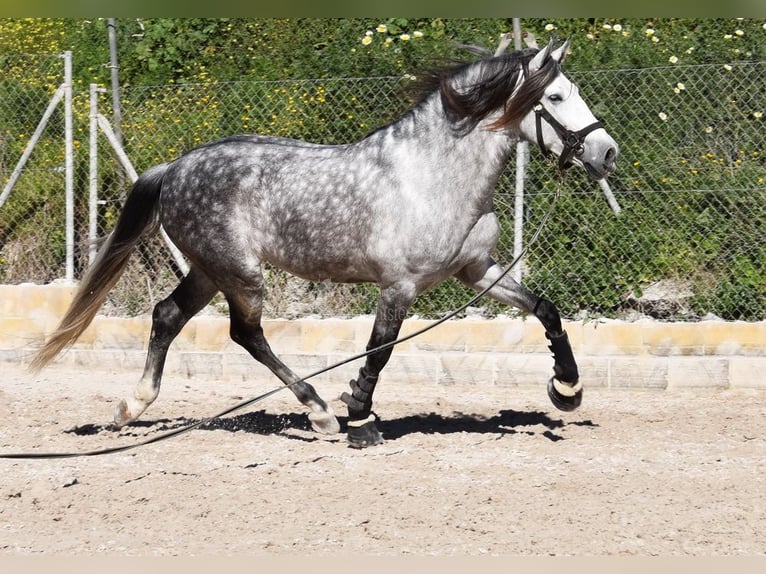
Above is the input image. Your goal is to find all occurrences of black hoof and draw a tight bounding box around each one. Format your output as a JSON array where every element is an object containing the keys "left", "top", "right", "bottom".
[
  {"left": 347, "top": 421, "right": 384, "bottom": 449},
  {"left": 547, "top": 377, "right": 582, "bottom": 412}
]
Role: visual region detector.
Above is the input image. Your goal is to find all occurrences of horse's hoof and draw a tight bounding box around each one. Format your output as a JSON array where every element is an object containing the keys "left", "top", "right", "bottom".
[
  {"left": 113, "top": 399, "right": 134, "bottom": 428},
  {"left": 547, "top": 376, "right": 583, "bottom": 412},
  {"left": 308, "top": 411, "right": 341, "bottom": 435},
  {"left": 347, "top": 418, "right": 384, "bottom": 449},
  {"left": 113, "top": 396, "right": 147, "bottom": 428}
]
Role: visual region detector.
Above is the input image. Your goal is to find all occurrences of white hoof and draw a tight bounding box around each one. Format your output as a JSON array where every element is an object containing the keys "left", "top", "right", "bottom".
[
  {"left": 308, "top": 405, "right": 341, "bottom": 435},
  {"left": 113, "top": 397, "right": 147, "bottom": 428}
]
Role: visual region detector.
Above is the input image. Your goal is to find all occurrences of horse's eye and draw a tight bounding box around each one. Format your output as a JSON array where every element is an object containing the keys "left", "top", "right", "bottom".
[{"left": 548, "top": 94, "right": 563, "bottom": 103}]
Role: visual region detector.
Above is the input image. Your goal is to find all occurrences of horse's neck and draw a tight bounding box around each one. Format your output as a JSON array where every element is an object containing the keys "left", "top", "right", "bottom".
[{"left": 370, "top": 95, "right": 518, "bottom": 190}]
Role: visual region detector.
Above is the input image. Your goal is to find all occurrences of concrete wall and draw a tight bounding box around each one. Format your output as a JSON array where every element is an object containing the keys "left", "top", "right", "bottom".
[{"left": 1, "top": 284, "right": 764, "bottom": 390}]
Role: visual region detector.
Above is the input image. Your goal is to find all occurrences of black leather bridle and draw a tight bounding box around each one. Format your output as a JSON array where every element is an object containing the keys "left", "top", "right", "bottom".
[{"left": 534, "top": 103, "right": 604, "bottom": 171}]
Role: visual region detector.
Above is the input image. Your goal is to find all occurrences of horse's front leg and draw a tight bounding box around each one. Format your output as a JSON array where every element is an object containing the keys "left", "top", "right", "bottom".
[
  {"left": 456, "top": 258, "right": 582, "bottom": 411},
  {"left": 341, "top": 282, "right": 416, "bottom": 448}
]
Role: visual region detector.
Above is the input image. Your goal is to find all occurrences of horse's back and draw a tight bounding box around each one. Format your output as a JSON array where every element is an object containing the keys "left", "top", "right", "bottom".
[{"left": 157, "top": 134, "right": 381, "bottom": 282}]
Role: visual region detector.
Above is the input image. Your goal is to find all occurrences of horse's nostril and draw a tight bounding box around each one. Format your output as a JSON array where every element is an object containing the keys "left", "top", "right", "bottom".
[{"left": 605, "top": 147, "right": 617, "bottom": 164}]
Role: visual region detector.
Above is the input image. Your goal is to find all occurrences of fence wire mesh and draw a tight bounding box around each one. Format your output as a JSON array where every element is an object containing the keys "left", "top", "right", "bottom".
[
  {"left": 1, "top": 56, "right": 764, "bottom": 321},
  {"left": 0, "top": 53, "right": 68, "bottom": 285}
]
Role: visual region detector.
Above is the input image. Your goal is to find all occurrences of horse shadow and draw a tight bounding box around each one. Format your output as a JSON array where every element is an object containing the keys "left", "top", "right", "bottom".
[{"left": 67, "top": 408, "right": 598, "bottom": 444}]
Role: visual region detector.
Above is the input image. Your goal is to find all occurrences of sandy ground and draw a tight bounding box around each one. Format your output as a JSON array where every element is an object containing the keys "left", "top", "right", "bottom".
[{"left": 1, "top": 361, "right": 765, "bottom": 556}]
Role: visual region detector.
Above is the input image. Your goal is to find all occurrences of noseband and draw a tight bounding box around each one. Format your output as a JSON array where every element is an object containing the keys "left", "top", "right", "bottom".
[{"left": 534, "top": 103, "right": 604, "bottom": 170}]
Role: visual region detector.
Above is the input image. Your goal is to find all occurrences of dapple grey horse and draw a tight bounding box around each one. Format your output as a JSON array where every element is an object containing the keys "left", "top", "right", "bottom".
[{"left": 33, "top": 40, "right": 618, "bottom": 448}]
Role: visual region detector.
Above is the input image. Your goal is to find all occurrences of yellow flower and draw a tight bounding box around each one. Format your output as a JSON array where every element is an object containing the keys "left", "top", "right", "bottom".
[{"left": 362, "top": 36, "right": 372, "bottom": 46}]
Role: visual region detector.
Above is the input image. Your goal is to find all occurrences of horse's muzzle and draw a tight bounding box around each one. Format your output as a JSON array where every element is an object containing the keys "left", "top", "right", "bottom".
[{"left": 581, "top": 143, "right": 619, "bottom": 180}]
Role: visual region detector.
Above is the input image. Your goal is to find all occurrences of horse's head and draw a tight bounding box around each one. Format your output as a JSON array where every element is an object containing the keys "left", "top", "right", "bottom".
[
  {"left": 427, "top": 40, "right": 618, "bottom": 179},
  {"left": 516, "top": 40, "right": 619, "bottom": 180}
]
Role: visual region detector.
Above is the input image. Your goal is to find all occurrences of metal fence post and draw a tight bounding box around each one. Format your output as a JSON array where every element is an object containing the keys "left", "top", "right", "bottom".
[
  {"left": 63, "top": 50, "right": 75, "bottom": 282},
  {"left": 512, "top": 18, "right": 528, "bottom": 283},
  {"left": 88, "top": 83, "right": 105, "bottom": 266}
]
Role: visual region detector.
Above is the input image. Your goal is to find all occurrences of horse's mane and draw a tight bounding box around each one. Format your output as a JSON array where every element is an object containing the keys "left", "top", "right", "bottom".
[{"left": 410, "top": 46, "right": 561, "bottom": 134}]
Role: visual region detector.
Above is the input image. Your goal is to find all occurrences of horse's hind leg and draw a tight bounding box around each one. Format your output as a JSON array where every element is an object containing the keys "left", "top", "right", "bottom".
[
  {"left": 457, "top": 258, "right": 582, "bottom": 411},
  {"left": 224, "top": 277, "right": 340, "bottom": 435},
  {"left": 114, "top": 266, "right": 218, "bottom": 427}
]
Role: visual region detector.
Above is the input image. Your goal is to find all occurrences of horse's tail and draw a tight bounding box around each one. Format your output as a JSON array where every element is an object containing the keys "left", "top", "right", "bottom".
[{"left": 30, "top": 163, "right": 169, "bottom": 371}]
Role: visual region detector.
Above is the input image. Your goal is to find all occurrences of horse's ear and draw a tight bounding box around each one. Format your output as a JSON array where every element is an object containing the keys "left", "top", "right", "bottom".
[
  {"left": 551, "top": 39, "right": 572, "bottom": 63},
  {"left": 528, "top": 38, "right": 555, "bottom": 72}
]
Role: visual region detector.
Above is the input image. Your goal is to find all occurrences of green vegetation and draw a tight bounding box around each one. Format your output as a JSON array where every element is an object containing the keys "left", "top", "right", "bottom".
[{"left": 0, "top": 18, "right": 764, "bottom": 320}]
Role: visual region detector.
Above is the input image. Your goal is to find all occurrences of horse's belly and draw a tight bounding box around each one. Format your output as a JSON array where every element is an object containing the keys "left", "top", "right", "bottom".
[{"left": 262, "top": 250, "right": 378, "bottom": 284}]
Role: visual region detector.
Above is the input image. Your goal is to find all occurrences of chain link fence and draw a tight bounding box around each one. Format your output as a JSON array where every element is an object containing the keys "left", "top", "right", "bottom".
[
  {"left": 0, "top": 53, "right": 69, "bottom": 285},
  {"left": 1, "top": 55, "right": 764, "bottom": 321}
]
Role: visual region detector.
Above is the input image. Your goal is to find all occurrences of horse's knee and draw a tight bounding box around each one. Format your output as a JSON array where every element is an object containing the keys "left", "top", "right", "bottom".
[{"left": 533, "top": 297, "right": 563, "bottom": 335}]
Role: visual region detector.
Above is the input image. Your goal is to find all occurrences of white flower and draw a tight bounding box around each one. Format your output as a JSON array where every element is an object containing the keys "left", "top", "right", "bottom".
[
  {"left": 658, "top": 112, "right": 668, "bottom": 121},
  {"left": 669, "top": 55, "right": 678, "bottom": 64},
  {"left": 735, "top": 29, "right": 744, "bottom": 36},
  {"left": 723, "top": 64, "right": 733, "bottom": 71},
  {"left": 763, "top": 23, "right": 766, "bottom": 30},
  {"left": 602, "top": 23, "right": 612, "bottom": 30},
  {"left": 652, "top": 36, "right": 660, "bottom": 43},
  {"left": 365, "top": 30, "right": 373, "bottom": 36},
  {"left": 376, "top": 24, "right": 387, "bottom": 33},
  {"left": 755, "top": 111, "right": 764, "bottom": 119},
  {"left": 586, "top": 33, "right": 595, "bottom": 40},
  {"left": 724, "top": 34, "right": 733, "bottom": 39},
  {"left": 399, "top": 33, "right": 410, "bottom": 41},
  {"left": 613, "top": 24, "right": 623, "bottom": 32},
  {"left": 645, "top": 28, "right": 655, "bottom": 36},
  {"left": 413, "top": 30, "right": 423, "bottom": 38},
  {"left": 545, "top": 23, "right": 555, "bottom": 31},
  {"left": 676, "top": 82, "right": 685, "bottom": 91},
  {"left": 361, "top": 36, "right": 372, "bottom": 46},
  {"left": 704, "top": 126, "right": 713, "bottom": 133}
]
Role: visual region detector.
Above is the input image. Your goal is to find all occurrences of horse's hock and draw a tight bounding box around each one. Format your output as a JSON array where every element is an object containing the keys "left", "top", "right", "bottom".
[{"left": 1, "top": 283, "right": 764, "bottom": 391}]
